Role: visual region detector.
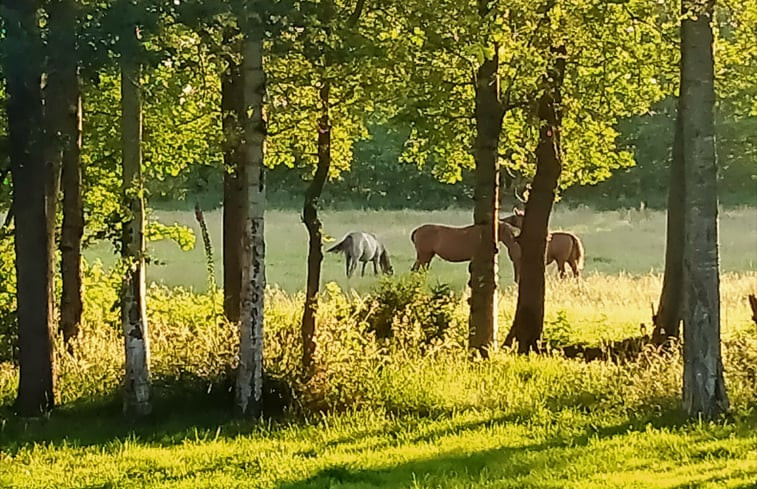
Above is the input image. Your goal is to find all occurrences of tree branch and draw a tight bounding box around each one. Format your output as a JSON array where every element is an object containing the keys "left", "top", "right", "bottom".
[{"left": 347, "top": 0, "right": 366, "bottom": 27}]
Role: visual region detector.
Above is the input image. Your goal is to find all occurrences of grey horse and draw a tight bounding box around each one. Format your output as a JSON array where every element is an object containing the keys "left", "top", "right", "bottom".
[{"left": 327, "top": 231, "right": 393, "bottom": 278}]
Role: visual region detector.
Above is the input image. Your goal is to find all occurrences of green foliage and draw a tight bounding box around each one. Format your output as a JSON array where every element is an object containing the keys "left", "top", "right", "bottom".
[
  {"left": 380, "top": 0, "right": 678, "bottom": 190},
  {"left": 563, "top": 97, "right": 757, "bottom": 209},
  {"left": 0, "top": 237, "right": 16, "bottom": 362},
  {"left": 360, "top": 273, "right": 460, "bottom": 349}
]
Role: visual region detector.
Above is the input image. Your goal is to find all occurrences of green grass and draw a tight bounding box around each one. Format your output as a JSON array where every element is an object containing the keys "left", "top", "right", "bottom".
[
  {"left": 83, "top": 206, "right": 757, "bottom": 293},
  {"left": 1, "top": 207, "right": 756, "bottom": 488},
  {"left": 1, "top": 400, "right": 756, "bottom": 488}
]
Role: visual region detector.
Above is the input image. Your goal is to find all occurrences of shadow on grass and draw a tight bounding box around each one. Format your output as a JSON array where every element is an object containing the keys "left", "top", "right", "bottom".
[
  {"left": 0, "top": 386, "right": 235, "bottom": 452},
  {"left": 276, "top": 411, "right": 757, "bottom": 489}
]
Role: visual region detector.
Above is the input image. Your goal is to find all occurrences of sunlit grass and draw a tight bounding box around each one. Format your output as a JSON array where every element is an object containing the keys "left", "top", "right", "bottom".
[
  {"left": 83, "top": 206, "right": 757, "bottom": 293},
  {"left": 1, "top": 207, "right": 756, "bottom": 488}
]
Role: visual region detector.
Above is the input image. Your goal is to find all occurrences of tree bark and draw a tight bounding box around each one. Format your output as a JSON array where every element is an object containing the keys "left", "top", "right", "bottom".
[
  {"left": 468, "top": 52, "right": 505, "bottom": 358},
  {"left": 653, "top": 101, "right": 684, "bottom": 344},
  {"left": 222, "top": 60, "right": 244, "bottom": 323},
  {"left": 301, "top": 83, "right": 331, "bottom": 377},
  {"left": 680, "top": 0, "right": 728, "bottom": 419},
  {"left": 120, "top": 55, "right": 151, "bottom": 417},
  {"left": 235, "top": 35, "right": 266, "bottom": 418},
  {"left": 47, "top": 0, "right": 84, "bottom": 346},
  {"left": 4, "top": 0, "right": 56, "bottom": 416},
  {"left": 505, "top": 46, "right": 566, "bottom": 354}
]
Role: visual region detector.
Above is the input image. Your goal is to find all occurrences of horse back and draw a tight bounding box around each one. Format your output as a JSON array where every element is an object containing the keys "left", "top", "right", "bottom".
[{"left": 548, "top": 232, "right": 583, "bottom": 265}]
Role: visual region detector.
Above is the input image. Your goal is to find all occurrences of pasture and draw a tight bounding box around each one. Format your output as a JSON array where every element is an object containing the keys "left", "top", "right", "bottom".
[
  {"left": 1, "top": 205, "right": 756, "bottom": 488},
  {"left": 86, "top": 206, "right": 757, "bottom": 293}
]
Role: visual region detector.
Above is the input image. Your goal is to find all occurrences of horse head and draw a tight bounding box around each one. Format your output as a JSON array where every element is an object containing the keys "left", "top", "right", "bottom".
[
  {"left": 500, "top": 207, "right": 525, "bottom": 229},
  {"left": 379, "top": 250, "right": 394, "bottom": 275}
]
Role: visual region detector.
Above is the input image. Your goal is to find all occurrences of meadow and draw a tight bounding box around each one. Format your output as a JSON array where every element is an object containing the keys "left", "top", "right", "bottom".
[
  {"left": 87, "top": 205, "right": 757, "bottom": 292},
  {"left": 1, "top": 206, "right": 756, "bottom": 488}
]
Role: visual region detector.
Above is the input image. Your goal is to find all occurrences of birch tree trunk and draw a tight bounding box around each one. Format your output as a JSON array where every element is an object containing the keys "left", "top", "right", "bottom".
[
  {"left": 235, "top": 35, "right": 266, "bottom": 418},
  {"left": 121, "top": 55, "right": 151, "bottom": 417},
  {"left": 301, "top": 83, "right": 331, "bottom": 377},
  {"left": 47, "top": 0, "right": 84, "bottom": 346},
  {"left": 222, "top": 60, "right": 244, "bottom": 324},
  {"left": 505, "top": 46, "right": 566, "bottom": 354},
  {"left": 468, "top": 51, "right": 504, "bottom": 358},
  {"left": 5, "top": 0, "right": 56, "bottom": 416},
  {"left": 680, "top": 0, "right": 728, "bottom": 419}
]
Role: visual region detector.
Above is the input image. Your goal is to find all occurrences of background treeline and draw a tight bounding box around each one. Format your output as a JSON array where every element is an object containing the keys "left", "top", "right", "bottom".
[{"left": 144, "top": 97, "right": 756, "bottom": 212}]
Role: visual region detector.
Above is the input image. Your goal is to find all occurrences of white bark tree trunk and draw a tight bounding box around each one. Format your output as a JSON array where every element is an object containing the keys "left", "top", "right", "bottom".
[
  {"left": 680, "top": 0, "right": 728, "bottom": 419},
  {"left": 121, "top": 57, "right": 151, "bottom": 417},
  {"left": 235, "top": 35, "right": 266, "bottom": 418}
]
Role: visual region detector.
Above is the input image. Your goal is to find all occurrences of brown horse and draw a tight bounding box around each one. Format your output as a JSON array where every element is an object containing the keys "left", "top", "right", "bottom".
[
  {"left": 543, "top": 232, "right": 585, "bottom": 278},
  {"left": 502, "top": 207, "right": 585, "bottom": 279},
  {"left": 410, "top": 222, "right": 522, "bottom": 281}
]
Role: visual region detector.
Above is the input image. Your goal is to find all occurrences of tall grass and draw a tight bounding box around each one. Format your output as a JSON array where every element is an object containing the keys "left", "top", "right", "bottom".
[{"left": 1, "top": 269, "right": 754, "bottom": 417}]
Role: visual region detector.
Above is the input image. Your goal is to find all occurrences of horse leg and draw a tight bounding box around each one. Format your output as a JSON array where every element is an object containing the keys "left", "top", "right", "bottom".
[
  {"left": 345, "top": 256, "right": 352, "bottom": 278},
  {"left": 361, "top": 261, "right": 368, "bottom": 277},
  {"left": 557, "top": 260, "right": 567, "bottom": 279},
  {"left": 412, "top": 252, "right": 433, "bottom": 271},
  {"left": 569, "top": 259, "right": 580, "bottom": 278},
  {"left": 373, "top": 258, "right": 379, "bottom": 275}
]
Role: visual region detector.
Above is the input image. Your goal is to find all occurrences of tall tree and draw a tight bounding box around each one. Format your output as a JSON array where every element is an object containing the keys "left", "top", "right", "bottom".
[
  {"left": 505, "top": 45, "right": 566, "bottom": 353},
  {"left": 301, "top": 82, "right": 330, "bottom": 376},
  {"left": 653, "top": 105, "right": 684, "bottom": 344},
  {"left": 235, "top": 14, "right": 266, "bottom": 418},
  {"left": 46, "top": 0, "right": 84, "bottom": 346},
  {"left": 381, "top": 0, "right": 673, "bottom": 353},
  {"left": 222, "top": 53, "right": 244, "bottom": 324},
  {"left": 300, "top": 0, "right": 366, "bottom": 377},
  {"left": 1, "top": 0, "right": 56, "bottom": 415},
  {"left": 468, "top": 36, "right": 504, "bottom": 357},
  {"left": 120, "top": 26, "right": 151, "bottom": 417},
  {"left": 680, "top": 0, "right": 728, "bottom": 419}
]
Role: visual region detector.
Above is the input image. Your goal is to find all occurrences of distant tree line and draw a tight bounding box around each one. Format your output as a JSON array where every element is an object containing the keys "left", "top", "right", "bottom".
[{"left": 146, "top": 103, "right": 757, "bottom": 212}]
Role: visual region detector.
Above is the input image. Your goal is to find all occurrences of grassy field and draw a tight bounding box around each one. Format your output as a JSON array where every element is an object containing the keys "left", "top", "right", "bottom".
[
  {"left": 1, "top": 404, "right": 756, "bottom": 488},
  {"left": 1, "top": 206, "right": 756, "bottom": 488},
  {"left": 85, "top": 206, "right": 757, "bottom": 293}
]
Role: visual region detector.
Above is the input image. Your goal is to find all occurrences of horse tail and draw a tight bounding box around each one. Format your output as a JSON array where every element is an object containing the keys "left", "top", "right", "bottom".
[
  {"left": 410, "top": 227, "right": 419, "bottom": 244},
  {"left": 571, "top": 234, "right": 585, "bottom": 271},
  {"left": 327, "top": 235, "right": 350, "bottom": 253}
]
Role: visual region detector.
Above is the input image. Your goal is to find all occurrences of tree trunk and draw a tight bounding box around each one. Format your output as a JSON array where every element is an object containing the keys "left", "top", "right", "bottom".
[
  {"left": 653, "top": 102, "right": 684, "bottom": 344},
  {"left": 468, "top": 52, "right": 505, "bottom": 358},
  {"left": 235, "top": 36, "right": 266, "bottom": 418},
  {"left": 4, "top": 0, "right": 56, "bottom": 416},
  {"left": 302, "top": 83, "right": 331, "bottom": 377},
  {"left": 47, "top": 0, "right": 84, "bottom": 346},
  {"left": 222, "top": 61, "right": 244, "bottom": 323},
  {"left": 121, "top": 56, "right": 151, "bottom": 417},
  {"left": 505, "top": 46, "right": 566, "bottom": 354},
  {"left": 43, "top": 139, "right": 60, "bottom": 344},
  {"left": 680, "top": 0, "right": 728, "bottom": 419}
]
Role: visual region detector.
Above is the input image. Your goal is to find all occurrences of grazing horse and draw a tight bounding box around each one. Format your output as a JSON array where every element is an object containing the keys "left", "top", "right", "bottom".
[
  {"left": 543, "top": 232, "right": 585, "bottom": 278},
  {"left": 502, "top": 207, "right": 585, "bottom": 278},
  {"left": 410, "top": 222, "right": 522, "bottom": 282},
  {"left": 327, "top": 231, "right": 393, "bottom": 278}
]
